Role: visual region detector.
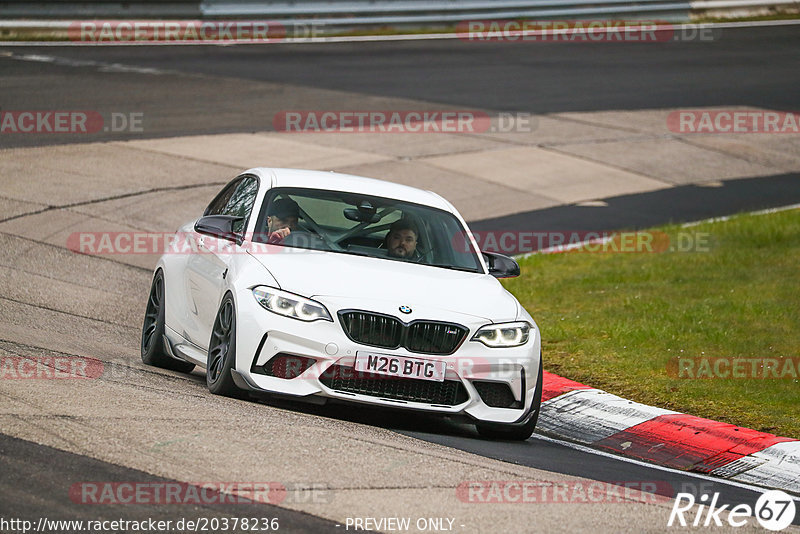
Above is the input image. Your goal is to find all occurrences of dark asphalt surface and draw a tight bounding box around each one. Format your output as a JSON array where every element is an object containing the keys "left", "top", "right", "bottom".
[
  {"left": 1, "top": 25, "right": 799, "bottom": 529},
  {"left": 0, "top": 433, "right": 347, "bottom": 533},
  {"left": 8, "top": 26, "right": 800, "bottom": 112},
  {"left": 1, "top": 24, "right": 799, "bottom": 149},
  {"left": 471, "top": 173, "right": 800, "bottom": 233}
]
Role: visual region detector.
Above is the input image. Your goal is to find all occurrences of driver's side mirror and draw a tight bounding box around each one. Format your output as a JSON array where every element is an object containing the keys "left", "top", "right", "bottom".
[
  {"left": 195, "top": 215, "right": 245, "bottom": 245},
  {"left": 483, "top": 251, "right": 520, "bottom": 278}
]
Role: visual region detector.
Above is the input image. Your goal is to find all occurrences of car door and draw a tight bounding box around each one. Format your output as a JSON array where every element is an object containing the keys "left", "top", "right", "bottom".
[{"left": 184, "top": 175, "right": 259, "bottom": 351}]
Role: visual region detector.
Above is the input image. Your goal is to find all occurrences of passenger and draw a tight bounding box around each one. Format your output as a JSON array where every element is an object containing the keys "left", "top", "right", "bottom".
[{"left": 384, "top": 218, "right": 421, "bottom": 260}]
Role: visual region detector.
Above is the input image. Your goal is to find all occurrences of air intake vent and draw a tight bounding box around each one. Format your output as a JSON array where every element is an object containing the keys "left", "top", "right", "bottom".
[
  {"left": 254, "top": 354, "right": 316, "bottom": 379},
  {"left": 472, "top": 381, "right": 521, "bottom": 408},
  {"left": 320, "top": 364, "right": 468, "bottom": 406}
]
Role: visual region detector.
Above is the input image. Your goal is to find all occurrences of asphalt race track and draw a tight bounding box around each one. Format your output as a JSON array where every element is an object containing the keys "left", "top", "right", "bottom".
[
  {"left": 1, "top": 25, "right": 800, "bottom": 147},
  {"left": 0, "top": 433, "right": 345, "bottom": 533},
  {"left": 1, "top": 24, "right": 799, "bottom": 533}
]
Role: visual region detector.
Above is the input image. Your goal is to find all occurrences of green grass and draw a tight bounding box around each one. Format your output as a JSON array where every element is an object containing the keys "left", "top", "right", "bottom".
[
  {"left": 502, "top": 209, "right": 800, "bottom": 438},
  {"left": 691, "top": 12, "right": 800, "bottom": 23}
]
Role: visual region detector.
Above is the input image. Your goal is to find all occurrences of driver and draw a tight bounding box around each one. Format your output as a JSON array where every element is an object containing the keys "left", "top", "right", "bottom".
[
  {"left": 385, "top": 218, "right": 421, "bottom": 260},
  {"left": 266, "top": 198, "right": 300, "bottom": 244}
]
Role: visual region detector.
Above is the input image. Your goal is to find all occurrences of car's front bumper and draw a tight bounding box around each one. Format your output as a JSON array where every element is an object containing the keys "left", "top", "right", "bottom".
[{"left": 233, "top": 288, "right": 541, "bottom": 425}]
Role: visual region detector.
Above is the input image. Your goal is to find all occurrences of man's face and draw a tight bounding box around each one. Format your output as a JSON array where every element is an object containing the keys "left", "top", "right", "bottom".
[
  {"left": 387, "top": 229, "right": 418, "bottom": 258},
  {"left": 267, "top": 215, "right": 298, "bottom": 233}
]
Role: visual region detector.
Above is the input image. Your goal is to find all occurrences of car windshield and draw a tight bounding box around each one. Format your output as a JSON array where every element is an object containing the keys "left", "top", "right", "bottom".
[{"left": 252, "top": 187, "right": 484, "bottom": 273}]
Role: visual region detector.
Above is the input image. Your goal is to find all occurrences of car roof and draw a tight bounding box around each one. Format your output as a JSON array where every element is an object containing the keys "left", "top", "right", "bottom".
[{"left": 246, "top": 167, "right": 452, "bottom": 212}]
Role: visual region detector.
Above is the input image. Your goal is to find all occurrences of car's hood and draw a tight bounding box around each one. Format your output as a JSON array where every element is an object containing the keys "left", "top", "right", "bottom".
[{"left": 247, "top": 248, "right": 518, "bottom": 322}]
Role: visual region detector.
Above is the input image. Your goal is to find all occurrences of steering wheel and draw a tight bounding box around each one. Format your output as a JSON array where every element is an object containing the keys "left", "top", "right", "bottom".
[
  {"left": 294, "top": 210, "right": 344, "bottom": 252},
  {"left": 280, "top": 230, "right": 326, "bottom": 249},
  {"left": 416, "top": 249, "right": 434, "bottom": 264}
]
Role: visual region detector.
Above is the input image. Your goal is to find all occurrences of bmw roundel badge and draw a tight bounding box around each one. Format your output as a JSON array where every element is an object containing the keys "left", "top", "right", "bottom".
[{"left": 399, "top": 305, "right": 412, "bottom": 314}]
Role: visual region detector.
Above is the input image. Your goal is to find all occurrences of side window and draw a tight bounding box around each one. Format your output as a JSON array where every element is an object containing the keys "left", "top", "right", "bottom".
[
  {"left": 205, "top": 180, "right": 240, "bottom": 217},
  {"left": 224, "top": 177, "right": 259, "bottom": 234},
  {"left": 204, "top": 176, "right": 260, "bottom": 235}
]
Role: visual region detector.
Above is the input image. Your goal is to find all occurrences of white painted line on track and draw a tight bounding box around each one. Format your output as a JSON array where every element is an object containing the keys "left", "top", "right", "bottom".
[
  {"left": 0, "top": 18, "right": 798, "bottom": 46},
  {"left": 680, "top": 202, "right": 800, "bottom": 227},
  {"left": 3, "top": 51, "right": 188, "bottom": 76},
  {"left": 531, "top": 432, "right": 800, "bottom": 500},
  {"left": 516, "top": 235, "right": 615, "bottom": 258},
  {"left": 513, "top": 202, "right": 800, "bottom": 259}
]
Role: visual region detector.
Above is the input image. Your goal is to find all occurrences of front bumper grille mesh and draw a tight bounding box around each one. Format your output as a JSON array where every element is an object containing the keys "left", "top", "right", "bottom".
[
  {"left": 340, "top": 311, "right": 402, "bottom": 349},
  {"left": 472, "top": 380, "right": 521, "bottom": 408},
  {"left": 319, "top": 364, "right": 468, "bottom": 406},
  {"left": 405, "top": 321, "right": 467, "bottom": 354}
]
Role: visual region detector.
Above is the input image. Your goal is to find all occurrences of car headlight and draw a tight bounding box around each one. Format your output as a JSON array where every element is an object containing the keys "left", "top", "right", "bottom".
[
  {"left": 471, "top": 321, "right": 532, "bottom": 347},
  {"left": 252, "top": 286, "right": 332, "bottom": 322}
]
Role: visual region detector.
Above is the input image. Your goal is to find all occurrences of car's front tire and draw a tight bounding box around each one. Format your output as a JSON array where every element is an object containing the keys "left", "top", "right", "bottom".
[
  {"left": 141, "top": 270, "right": 195, "bottom": 373},
  {"left": 476, "top": 360, "right": 543, "bottom": 441},
  {"left": 206, "top": 294, "right": 245, "bottom": 398}
]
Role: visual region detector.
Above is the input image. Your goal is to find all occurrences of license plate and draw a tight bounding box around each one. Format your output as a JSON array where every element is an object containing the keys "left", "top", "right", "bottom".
[{"left": 354, "top": 352, "right": 447, "bottom": 382}]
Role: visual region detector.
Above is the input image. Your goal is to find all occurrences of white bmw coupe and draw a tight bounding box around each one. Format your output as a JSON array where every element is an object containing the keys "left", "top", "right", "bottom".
[{"left": 141, "top": 168, "right": 542, "bottom": 439}]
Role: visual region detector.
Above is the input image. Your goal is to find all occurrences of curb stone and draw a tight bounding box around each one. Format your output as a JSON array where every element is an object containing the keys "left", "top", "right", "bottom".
[{"left": 537, "top": 371, "right": 800, "bottom": 494}]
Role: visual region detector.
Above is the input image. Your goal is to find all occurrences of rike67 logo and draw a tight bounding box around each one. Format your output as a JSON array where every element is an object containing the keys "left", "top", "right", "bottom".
[{"left": 668, "top": 490, "right": 796, "bottom": 531}]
